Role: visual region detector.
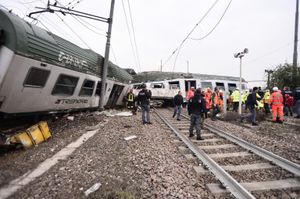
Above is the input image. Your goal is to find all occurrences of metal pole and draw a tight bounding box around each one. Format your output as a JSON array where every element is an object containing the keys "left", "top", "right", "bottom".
[
  {"left": 293, "top": 0, "right": 299, "bottom": 89},
  {"left": 99, "top": 0, "right": 115, "bottom": 110},
  {"left": 223, "top": 91, "right": 227, "bottom": 114},
  {"left": 238, "top": 57, "right": 242, "bottom": 115}
]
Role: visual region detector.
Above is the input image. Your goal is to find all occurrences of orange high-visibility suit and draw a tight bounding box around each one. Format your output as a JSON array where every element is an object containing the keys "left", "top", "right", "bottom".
[
  {"left": 218, "top": 92, "right": 224, "bottom": 111},
  {"left": 186, "top": 88, "right": 195, "bottom": 100},
  {"left": 205, "top": 88, "right": 212, "bottom": 110},
  {"left": 270, "top": 91, "right": 284, "bottom": 121}
]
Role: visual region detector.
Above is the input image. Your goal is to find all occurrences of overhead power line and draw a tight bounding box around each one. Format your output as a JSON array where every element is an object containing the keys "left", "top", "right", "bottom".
[
  {"left": 163, "top": 0, "right": 220, "bottom": 68},
  {"left": 189, "top": 0, "right": 233, "bottom": 41},
  {"left": 127, "top": 0, "right": 141, "bottom": 72},
  {"left": 121, "top": 0, "right": 140, "bottom": 72}
]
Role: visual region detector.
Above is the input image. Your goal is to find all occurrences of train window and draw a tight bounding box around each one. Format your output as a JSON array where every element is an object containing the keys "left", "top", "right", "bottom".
[
  {"left": 201, "top": 82, "right": 212, "bottom": 89},
  {"left": 24, "top": 68, "right": 50, "bottom": 88},
  {"left": 151, "top": 83, "right": 164, "bottom": 89},
  {"left": 228, "top": 83, "right": 237, "bottom": 92},
  {"left": 79, "top": 80, "right": 95, "bottom": 96},
  {"left": 169, "top": 81, "right": 180, "bottom": 89},
  {"left": 216, "top": 82, "right": 225, "bottom": 91},
  {"left": 52, "top": 74, "right": 79, "bottom": 96},
  {"left": 133, "top": 84, "right": 143, "bottom": 89},
  {"left": 95, "top": 81, "right": 107, "bottom": 96}
]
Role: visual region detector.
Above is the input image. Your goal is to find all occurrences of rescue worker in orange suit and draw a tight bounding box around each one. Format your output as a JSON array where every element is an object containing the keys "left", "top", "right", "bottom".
[
  {"left": 126, "top": 89, "right": 135, "bottom": 109},
  {"left": 270, "top": 87, "right": 284, "bottom": 123},
  {"left": 204, "top": 88, "right": 212, "bottom": 118},
  {"left": 211, "top": 87, "right": 221, "bottom": 121},
  {"left": 218, "top": 90, "right": 224, "bottom": 112},
  {"left": 186, "top": 87, "right": 195, "bottom": 100}
]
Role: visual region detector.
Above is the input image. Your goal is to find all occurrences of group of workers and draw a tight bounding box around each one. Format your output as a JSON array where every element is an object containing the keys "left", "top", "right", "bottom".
[{"left": 125, "top": 84, "right": 300, "bottom": 139}]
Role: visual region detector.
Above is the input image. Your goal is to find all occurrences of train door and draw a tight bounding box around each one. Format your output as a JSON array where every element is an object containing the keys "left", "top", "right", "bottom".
[
  {"left": 185, "top": 80, "right": 196, "bottom": 92},
  {"left": 105, "top": 84, "right": 124, "bottom": 108}
]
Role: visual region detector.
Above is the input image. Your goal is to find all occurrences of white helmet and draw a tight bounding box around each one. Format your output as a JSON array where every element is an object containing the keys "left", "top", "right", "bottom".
[{"left": 273, "top": 87, "right": 278, "bottom": 91}]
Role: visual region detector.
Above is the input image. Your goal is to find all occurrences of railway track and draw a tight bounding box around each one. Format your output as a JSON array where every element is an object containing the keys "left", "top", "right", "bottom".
[{"left": 153, "top": 108, "right": 300, "bottom": 199}]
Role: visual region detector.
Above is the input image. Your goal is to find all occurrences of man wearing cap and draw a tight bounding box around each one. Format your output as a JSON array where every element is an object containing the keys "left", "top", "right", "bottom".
[
  {"left": 270, "top": 86, "right": 284, "bottom": 123},
  {"left": 137, "top": 84, "right": 152, "bottom": 124}
]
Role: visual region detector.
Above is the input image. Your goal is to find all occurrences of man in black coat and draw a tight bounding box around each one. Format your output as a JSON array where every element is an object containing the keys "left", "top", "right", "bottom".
[
  {"left": 242, "top": 87, "right": 258, "bottom": 126},
  {"left": 173, "top": 91, "right": 184, "bottom": 121},
  {"left": 137, "top": 84, "right": 152, "bottom": 124},
  {"left": 188, "top": 88, "right": 206, "bottom": 140}
]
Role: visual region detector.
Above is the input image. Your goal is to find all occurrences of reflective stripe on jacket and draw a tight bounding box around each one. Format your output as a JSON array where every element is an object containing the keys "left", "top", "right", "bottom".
[
  {"left": 263, "top": 91, "right": 270, "bottom": 104},
  {"left": 127, "top": 93, "right": 134, "bottom": 102},
  {"left": 271, "top": 92, "right": 283, "bottom": 106},
  {"left": 231, "top": 90, "right": 240, "bottom": 102}
]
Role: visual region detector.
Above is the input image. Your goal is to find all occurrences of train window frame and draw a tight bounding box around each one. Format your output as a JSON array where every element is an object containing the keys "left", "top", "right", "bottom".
[
  {"left": 51, "top": 74, "right": 79, "bottom": 96},
  {"left": 201, "top": 82, "right": 213, "bottom": 90},
  {"left": 79, "top": 79, "right": 95, "bottom": 96},
  {"left": 150, "top": 83, "right": 165, "bottom": 89},
  {"left": 95, "top": 81, "right": 107, "bottom": 96},
  {"left": 23, "top": 67, "right": 50, "bottom": 88},
  {"left": 228, "top": 83, "right": 237, "bottom": 92},
  {"left": 168, "top": 81, "right": 180, "bottom": 89},
  {"left": 133, "top": 84, "right": 143, "bottom": 89},
  {"left": 216, "top": 82, "right": 225, "bottom": 91}
]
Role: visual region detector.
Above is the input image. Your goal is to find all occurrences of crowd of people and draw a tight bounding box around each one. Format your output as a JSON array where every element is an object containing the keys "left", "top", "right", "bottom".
[{"left": 124, "top": 84, "right": 300, "bottom": 140}]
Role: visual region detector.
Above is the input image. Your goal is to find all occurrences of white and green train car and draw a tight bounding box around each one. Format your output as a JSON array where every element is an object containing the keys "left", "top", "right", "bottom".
[{"left": 0, "top": 9, "right": 132, "bottom": 117}]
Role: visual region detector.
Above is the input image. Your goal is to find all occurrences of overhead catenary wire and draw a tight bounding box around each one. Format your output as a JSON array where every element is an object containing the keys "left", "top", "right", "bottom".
[
  {"left": 189, "top": 0, "right": 233, "bottom": 41},
  {"left": 121, "top": 0, "right": 139, "bottom": 72},
  {"left": 163, "top": 0, "right": 220, "bottom": 68},
  {"left": 127, "top": 0, "right": 141, "bottom": 72}
]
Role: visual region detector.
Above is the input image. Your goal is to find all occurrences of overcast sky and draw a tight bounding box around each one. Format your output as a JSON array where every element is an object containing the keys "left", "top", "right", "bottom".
[{"left": 0, "top": 0, "right": 298, "bottom": 84}]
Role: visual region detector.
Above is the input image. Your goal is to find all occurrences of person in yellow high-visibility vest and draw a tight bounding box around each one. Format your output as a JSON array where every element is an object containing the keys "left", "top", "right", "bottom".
[
  {"left": 230, "top": 88, "right": 240, "bottom": 112},
  {"left": 262, "top": 89, "right": 271, "bottom": 114},
  {"left": 126, "top": 89, "right": 135, "bottom": 109}
]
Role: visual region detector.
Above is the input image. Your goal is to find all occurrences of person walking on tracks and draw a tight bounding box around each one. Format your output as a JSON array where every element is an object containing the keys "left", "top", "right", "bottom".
[
  {"left": 188, "top": 88, "right": 205, "bottom": 140},
  {"left": 137, "top": 84, "right": 152, "bottom": 124},
  {"left": 173, "top": 91, "right": 184, "bottom": 121}
]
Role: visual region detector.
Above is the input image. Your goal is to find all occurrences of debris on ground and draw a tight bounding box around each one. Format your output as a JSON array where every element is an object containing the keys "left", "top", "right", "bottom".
[
  {"left": 124, "top": 135, "right": 137, "bottom": 141},
  {"left": 9, "top": 121, "right": 52, "bottom": 148},
  {"left": 84, "top": 182, "right": 102, "bottom": 196},
  {"left": 67, "top": 116, "right": 75, "bottom": 121}
]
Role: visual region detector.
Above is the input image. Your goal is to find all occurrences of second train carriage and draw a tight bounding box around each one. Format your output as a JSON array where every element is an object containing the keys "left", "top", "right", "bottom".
[
  {"left": 0, "top": 9, "right": 132, "bottom": 117},
  {"left": 131, "top": 71, "right": 248, "bottom": 104}
]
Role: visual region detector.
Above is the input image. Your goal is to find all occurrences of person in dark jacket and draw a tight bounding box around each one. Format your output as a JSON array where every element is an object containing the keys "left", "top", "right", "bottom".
[
  {"left": 173, "top": 91, "right": 184, "bottom": 121},
  {"left": 188, "top": 88, "right": 206, "bottom": 140},
  {"left": 241, "top": 87, "right": 258, "bottom": 126},
  {"left": 137, "top": 84, "right": 152, "bottom": 124}
]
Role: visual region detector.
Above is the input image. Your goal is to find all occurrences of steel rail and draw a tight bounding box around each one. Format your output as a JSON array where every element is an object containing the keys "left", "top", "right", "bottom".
[
  {"left": 154, "top": 109, "right": 255, "bottom": 199},
  {"left": 203, "top": 122, "right": 300, "bottom": 177}
]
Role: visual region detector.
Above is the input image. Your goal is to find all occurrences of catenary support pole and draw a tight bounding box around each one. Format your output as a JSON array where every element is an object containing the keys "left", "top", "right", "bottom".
[
  {"left": 238, "top": 57, "right": 242, "bottom": 115},
  {"left": 99, "top": 0, "right": 115, "bottom": 110}
]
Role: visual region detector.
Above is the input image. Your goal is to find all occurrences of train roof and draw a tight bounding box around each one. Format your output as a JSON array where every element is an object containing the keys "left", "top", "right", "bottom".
[
  {"left": 131, "top": 71, "right": 247, "bottom": 83},
  {"left": 0, "top": 9, "right": 132, "bottom": 83}
]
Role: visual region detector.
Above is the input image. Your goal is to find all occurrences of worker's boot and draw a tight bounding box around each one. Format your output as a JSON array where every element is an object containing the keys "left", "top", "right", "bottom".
[
  {"left": 196, "top": 130, "right": 203, "bottom": 140},
  {"left": 189, "top": 131, "right": 194, "bottom": 137}
]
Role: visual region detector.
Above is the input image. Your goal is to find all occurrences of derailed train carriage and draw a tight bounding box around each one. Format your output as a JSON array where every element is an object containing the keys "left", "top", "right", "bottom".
[
  {"left": 0, "top": 9, "right": 132, "bottom": 118},
  {"left": 131, "top": 71, "right": 248, "bottom": 105}
]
